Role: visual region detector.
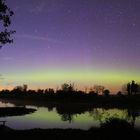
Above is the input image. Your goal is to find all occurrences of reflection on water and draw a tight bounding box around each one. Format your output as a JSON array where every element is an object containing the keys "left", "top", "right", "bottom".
[
  {"left": 0, "top": 101, "right": 15, "bottom": 107},
  {"left": 0, "top": 100, "right": 140, "bottom": 130}
]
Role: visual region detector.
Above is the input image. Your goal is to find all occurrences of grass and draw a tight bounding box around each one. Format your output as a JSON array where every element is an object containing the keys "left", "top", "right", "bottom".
[{"left": 0, "top": 123, "right": 139, "bottom": 140}]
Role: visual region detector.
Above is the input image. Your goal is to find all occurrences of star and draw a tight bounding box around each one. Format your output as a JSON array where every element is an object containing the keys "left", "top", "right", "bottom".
[
  {"left": 67, "top": 9, "right": 72, "bottom": 14},
  {"left": 47, "top": 46, "right": 51, "bottom": 49},
  {"left": 132, "top": 23, "right": 136, "bottom": 27}
]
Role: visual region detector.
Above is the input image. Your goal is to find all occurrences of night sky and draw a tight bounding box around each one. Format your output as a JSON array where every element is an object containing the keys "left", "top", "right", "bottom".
[{"left": 0, "top": 0, "right": 140, "bottom": 93}]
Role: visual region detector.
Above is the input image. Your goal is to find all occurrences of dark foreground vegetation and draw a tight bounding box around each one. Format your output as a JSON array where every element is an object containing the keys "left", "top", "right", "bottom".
[{"left": 0, "top": 118, "right": 140, "bottom": 140}]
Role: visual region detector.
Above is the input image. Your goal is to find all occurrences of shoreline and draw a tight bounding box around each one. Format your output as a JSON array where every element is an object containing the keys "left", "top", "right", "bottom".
[
  {"left": 0, "top": 107, "right": 36, "bottom": 117},
  {"left": 0, "top": 126, "right": 139, "bottom": 140},
  {"left": 1, "top": 96, "right": 140, "bottom": 109}
]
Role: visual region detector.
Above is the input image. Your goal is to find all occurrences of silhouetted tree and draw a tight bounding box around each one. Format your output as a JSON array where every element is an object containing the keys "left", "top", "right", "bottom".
[
  {"left": 61, "top": 83, "right": 75, "bottom": 92},
  {"left": 13, "top": 85, "right": 23, "bottom": 92},
  {"left": 89, "top": 89, "right": 98, "bottom": 97},
  {"left": 123, "top": 80, "right": 139, "bottom": 95},
  {"left": 11, "top": 85, "right": 24, "bottom": 97},
  {"left": 117, "top": 91, "right": 123, "bottom": 96},
  {"left": 37, "top": 89, "right": 44, "bottom": 94},
  {"left": 89, "top": 87, "right": 94, "bottom": 93},
  {"left": 0, "top": 0, "right": 15, "bottom": 48},
  {"left": 61, "top": 83, "right": 69, "bottom": 92},
  {"left": 130, "top": 80, "right": 138, "bottom": 95},
  {"left": 89, "top": 90, "right": 95, "bottom": 95},
  {"left": 48, "top": 88, "right": 55, "bottom": 96},
  {"left": 103, "top": 89, "right": 110, "bottom": 96},
  {"left": 137, "top": 83, "right": 140, "bottom": 93},
  {"left": 23, "top": 84, "right": 28, "bottom": 92},
  {"left": 127, "top": 83, "right": 131, "bottom": 95},
  {"left": 44, "top": 89, "right": 48, "bottom": 94},
  {"left": 94, "top": 85, "right": 105, "bottom": 94}
]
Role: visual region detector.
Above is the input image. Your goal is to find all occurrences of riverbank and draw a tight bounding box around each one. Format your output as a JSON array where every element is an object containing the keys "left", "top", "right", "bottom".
[
  {"left": 0, "top": 107, "right": 36, "bottom": 117},
  {"left": 0, "top": 126, "right": 139, "bottom": 140},
  {"left": 1, "top": 95, "right": 140, "bottom": 109}
]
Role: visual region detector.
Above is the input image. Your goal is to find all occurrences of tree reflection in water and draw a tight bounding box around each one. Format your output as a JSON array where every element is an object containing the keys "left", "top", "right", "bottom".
[
  {"left": 57, "top": 106, "right": 140, "bottom": 127},
  {"left": 61, "top": 113, "right": 74, "bottom": 123},
  {"left": 89, "top": 108, "right": 140, "bottom": 127}
]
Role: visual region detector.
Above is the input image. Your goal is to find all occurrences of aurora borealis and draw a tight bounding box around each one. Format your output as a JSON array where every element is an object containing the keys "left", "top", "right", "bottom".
[{"left": 0, "top": 0, "right": 140, "bottom": 93}]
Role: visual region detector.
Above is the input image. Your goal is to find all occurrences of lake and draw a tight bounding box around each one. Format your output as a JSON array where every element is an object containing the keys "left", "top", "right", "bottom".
[{"left": 0, "top": 100, "right": 140, "bottom": 130}]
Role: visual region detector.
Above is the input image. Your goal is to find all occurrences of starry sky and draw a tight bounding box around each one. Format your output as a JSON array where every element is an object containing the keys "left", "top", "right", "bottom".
[{"left": 0, "top": 0, "right": 140, "bottom": 93}]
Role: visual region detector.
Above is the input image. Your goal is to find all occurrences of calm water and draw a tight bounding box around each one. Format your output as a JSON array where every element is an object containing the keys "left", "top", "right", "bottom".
[{"left": 0, "top": 101, "right": 140, "bottom": 130}]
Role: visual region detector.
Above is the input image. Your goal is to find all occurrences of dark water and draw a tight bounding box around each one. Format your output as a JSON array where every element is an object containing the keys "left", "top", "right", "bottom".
[{"left": 0, "top": 101, "right": 140, "bottom": 130}]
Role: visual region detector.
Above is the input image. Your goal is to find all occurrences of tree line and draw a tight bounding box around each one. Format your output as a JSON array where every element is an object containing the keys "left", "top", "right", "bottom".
[{"left": 0, "top": 81, "right": 139, "bottom": 100}]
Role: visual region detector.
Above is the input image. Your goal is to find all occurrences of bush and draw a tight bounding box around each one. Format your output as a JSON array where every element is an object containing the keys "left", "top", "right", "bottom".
[{"left": 100, "top": 118, "right": 134, "bottom": 131}]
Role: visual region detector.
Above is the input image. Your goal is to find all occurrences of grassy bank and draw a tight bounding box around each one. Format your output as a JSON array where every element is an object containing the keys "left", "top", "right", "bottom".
[
  {"left": 0, "top": 107, "right": 36, "bottom": 117},
  {"left": 0, "top": 126, "right": 139, "bottom": 140}
]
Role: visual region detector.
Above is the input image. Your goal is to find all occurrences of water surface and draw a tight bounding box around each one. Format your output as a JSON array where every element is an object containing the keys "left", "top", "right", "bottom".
[{"left": 0, "top": 101, "right": 140, "bottom": 130}]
